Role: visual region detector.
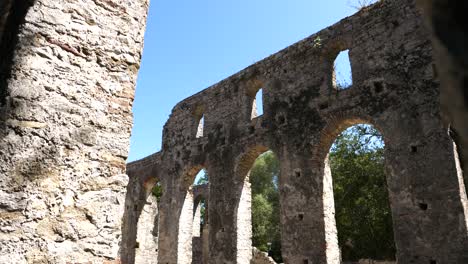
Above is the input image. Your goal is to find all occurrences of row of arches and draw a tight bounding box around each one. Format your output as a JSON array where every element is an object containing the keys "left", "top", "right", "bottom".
[
  {"left": 194, "top": 49, "right": 352, "bottom": 139},
  {"left": 133, "top": 123, "right": 410, "bottom": 263},
  {"left": 129, "top": 116, "right": 468, "bottom": 264}
]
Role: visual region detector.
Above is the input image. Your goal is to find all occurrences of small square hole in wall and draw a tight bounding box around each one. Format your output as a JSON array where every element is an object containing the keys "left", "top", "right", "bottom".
[
  {"left": 298, "top": 213, "right": 304, "bottom": 221},
  {"left": 295, "top": 170, "right": 301, "bottom": 178},
  {"left": 333, "top": 50, "right": 352, "bottom": 90},
  {"left": 419, "top": 203, "right": 428, "bottom": 211},
  {"left": 251, "top": 88, "right": 264, "bottom": 119}
]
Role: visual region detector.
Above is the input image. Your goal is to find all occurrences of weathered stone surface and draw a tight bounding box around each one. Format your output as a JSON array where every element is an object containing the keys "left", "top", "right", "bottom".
[
  {"left": 0, "top": 0, "right": 148, "bottom": 263},
  {"left": 251, "top": 248, "right": 278, "bottom": 264},
  {"left": 134, "top": 195, "right": 158, "bottom": 264},
  {"left": 416, "top": 0, "right": 468, "bottom": 202},
  {"left": 127, "top": 0, "right": 468, "bottom": 263}
]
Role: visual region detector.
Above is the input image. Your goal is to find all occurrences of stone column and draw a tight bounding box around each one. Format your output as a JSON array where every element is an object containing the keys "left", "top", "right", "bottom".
[
  {"left": 120, "top": 173, "right": 147, "bottom": 264},
  {"left": 157, "top": 173, "right": 194, "bottom": 264},
  {"left": 207, "top": 153, "right": 246, "bottom": 264},
  {"left": 277, "top": 147, "right": 340, "bottom": 264},
  {"left": 135, "top": 195, "right": 159, "bottom": 264},
  {"left": 384, "top": 120, "right": 468, "bottom": 263}
]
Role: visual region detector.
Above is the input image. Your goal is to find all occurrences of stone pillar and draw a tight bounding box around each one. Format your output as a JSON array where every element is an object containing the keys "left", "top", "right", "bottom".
[
  {"left": 157, "top": 174, "right": 193, "bottom": 264},
  {"left": 202, "top": 225, "right": 210, "bottom": 264},
  {"left": 384, "top": 120, "right": 468, "bottom": 263},
  {"left": 236, "top": 172, "right": 253, "bottom": 263},
  {"left": 277, "top": 147, "right": 340, "bottom": 264},
  {"left": 0, "top": 0, "right": 149, "bottom": 263},
  {"left": 120, "top": 173, "right": 147, "bottom": 264},
  {"left": 177, "top": 188, "right": 194, "bottom": 264},
  {"left": 207, "top": 154, "right": 244, "bottom": 264},
  {"left": 192, "top": 200, "right": 203, "bottom": 264},
  {"left": 193, "top": 201, "right": 202, "bottom": 238},
  {"left": 135, "top": 195, "right": 159, "bottom": 264}
]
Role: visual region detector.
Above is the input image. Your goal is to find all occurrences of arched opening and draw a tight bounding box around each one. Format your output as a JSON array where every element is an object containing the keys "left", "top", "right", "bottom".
[
  {"left": 135, "top": 192, "right": 160, "bottom": 264},
  {"left": 327, "top": 124, "right": 396, "bottom": 263},
  {"left": 251, "top": 88, "right": 264, "bottom": 119},
  {"left": 237, "top": 149, "right": 282, "bottom": 263},
  {"left": 177, "top": 168, "right": 208, "bottom": 264},
  {"left": 192, "top": 197, "right": 207, "bottom": 238},
  {"left": 192, "top": 170, "right": 209, "bottom": 264},
  {"left": 192, "top": 196, "right": 208, "bottom": 264},
  {"left": 126, "top": 177, "right": 161, "bottom": 264},
  {"left": 333, "top": 50, "right": 352, "bottom": 90},
  {"left": 196, "top": 115, "right": 205, "bottom": 138}
]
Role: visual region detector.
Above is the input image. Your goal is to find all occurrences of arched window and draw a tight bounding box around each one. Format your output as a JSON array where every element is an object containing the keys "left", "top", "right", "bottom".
[
  {"left": 251, "top": 88, "right": 264, "bottom": 119},
  {"left": 178, "top": 168, "right": 209, "bottom": 264},
  {"left": 333, "top": 50, "right": 352, "bottom": 90},
  {"left": 196, "top": 115, "right": 205, "bottom": 138}
]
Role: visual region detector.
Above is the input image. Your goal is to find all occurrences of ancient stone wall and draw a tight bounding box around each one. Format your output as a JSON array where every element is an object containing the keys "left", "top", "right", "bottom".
[
  {"left": 127, "top": 0, "right": 468, "bottom": 263},
  {"left": 416, "top": 0, "right": 468, "bottom": 196},
  {"left": 0, "top": 0, "right": 149, "bottom": 263},
  {"left": 122, "top": 153, "right": 161, "bottom": 264},
  {"left": 134, "top": 195, "right": 159, "bottom": 264}
]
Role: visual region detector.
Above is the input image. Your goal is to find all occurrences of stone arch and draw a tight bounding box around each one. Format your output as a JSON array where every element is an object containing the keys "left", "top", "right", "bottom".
[
  {"left": 234, "top": 145, "right": 276, "bottom": 263},
  {"left": 135, "top": 193, "right": 159, "bottom": 264},
  {"left": 314, "top": 114, "right": 386, "bottom": 162},
  {"left": 316, "top": 116, "right": 396, "bottom": 262},
  {"left": 121, "top": 161, "right": 161, "bottom": 264},
  {"left": 244, "top": 79, "right": 266, "bottom": 121},
  {"left": 310, "top": 111, "right": 468, "bottom": 263},
  {"left": 177, "top": 166, "right": 206, "bottom": 264},
  {"left": 192, "top": 190, "right": 209, "bottom": 264},
  {"left": 130, "top": 1, "right": 468, "bottom": 262}
]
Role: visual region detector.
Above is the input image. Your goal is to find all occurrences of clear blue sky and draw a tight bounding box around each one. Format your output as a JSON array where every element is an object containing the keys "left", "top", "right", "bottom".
[{"left": 129, "top": 0, "right": 372, "bottom": 162}]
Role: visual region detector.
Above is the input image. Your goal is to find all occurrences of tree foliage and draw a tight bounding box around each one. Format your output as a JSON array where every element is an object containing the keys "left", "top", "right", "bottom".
[
  {"left": 151, "top": 182, "right": 163, "bottom": 202},
  {"left": 250, "top": 151, "right": 282, "bottom": 262},
  {"left": 330, "top": 124, "right": 395, "bottom": 261}
]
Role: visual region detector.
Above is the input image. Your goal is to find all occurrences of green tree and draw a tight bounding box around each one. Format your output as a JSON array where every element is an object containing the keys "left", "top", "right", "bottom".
[
  {"left": 250, "top": 151, "right": 282, "bottom": 262},
  {"left": 151, "top": 182, "right": 163, "bottom": 201},
  {"left": 330, "top": 124, "right": 395, "bottom": 261}
]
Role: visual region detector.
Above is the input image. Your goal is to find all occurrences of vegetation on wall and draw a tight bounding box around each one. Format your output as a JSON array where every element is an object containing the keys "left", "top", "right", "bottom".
[{"left": 151, "top": 182, "right": 163, "bottom": 202}]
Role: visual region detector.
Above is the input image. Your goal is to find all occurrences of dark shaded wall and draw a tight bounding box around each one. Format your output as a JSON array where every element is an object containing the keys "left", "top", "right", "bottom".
[{"left": 417, "top": 0, "right": 468, "bottom": 190}]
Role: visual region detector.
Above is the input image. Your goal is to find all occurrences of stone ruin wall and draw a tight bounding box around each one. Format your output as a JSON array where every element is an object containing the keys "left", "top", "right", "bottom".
[
  {"left": 0, "top": 0, "right": 149, "bottom": 263},
  {"left": 0, "top": 0, "right": 467, "bottom": 264},
  {"left": 251, "top": 248, "right": 278, "bottom": 264},
  {"left": 125, "top": 0, "right": 468, "bottom": 263}
]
